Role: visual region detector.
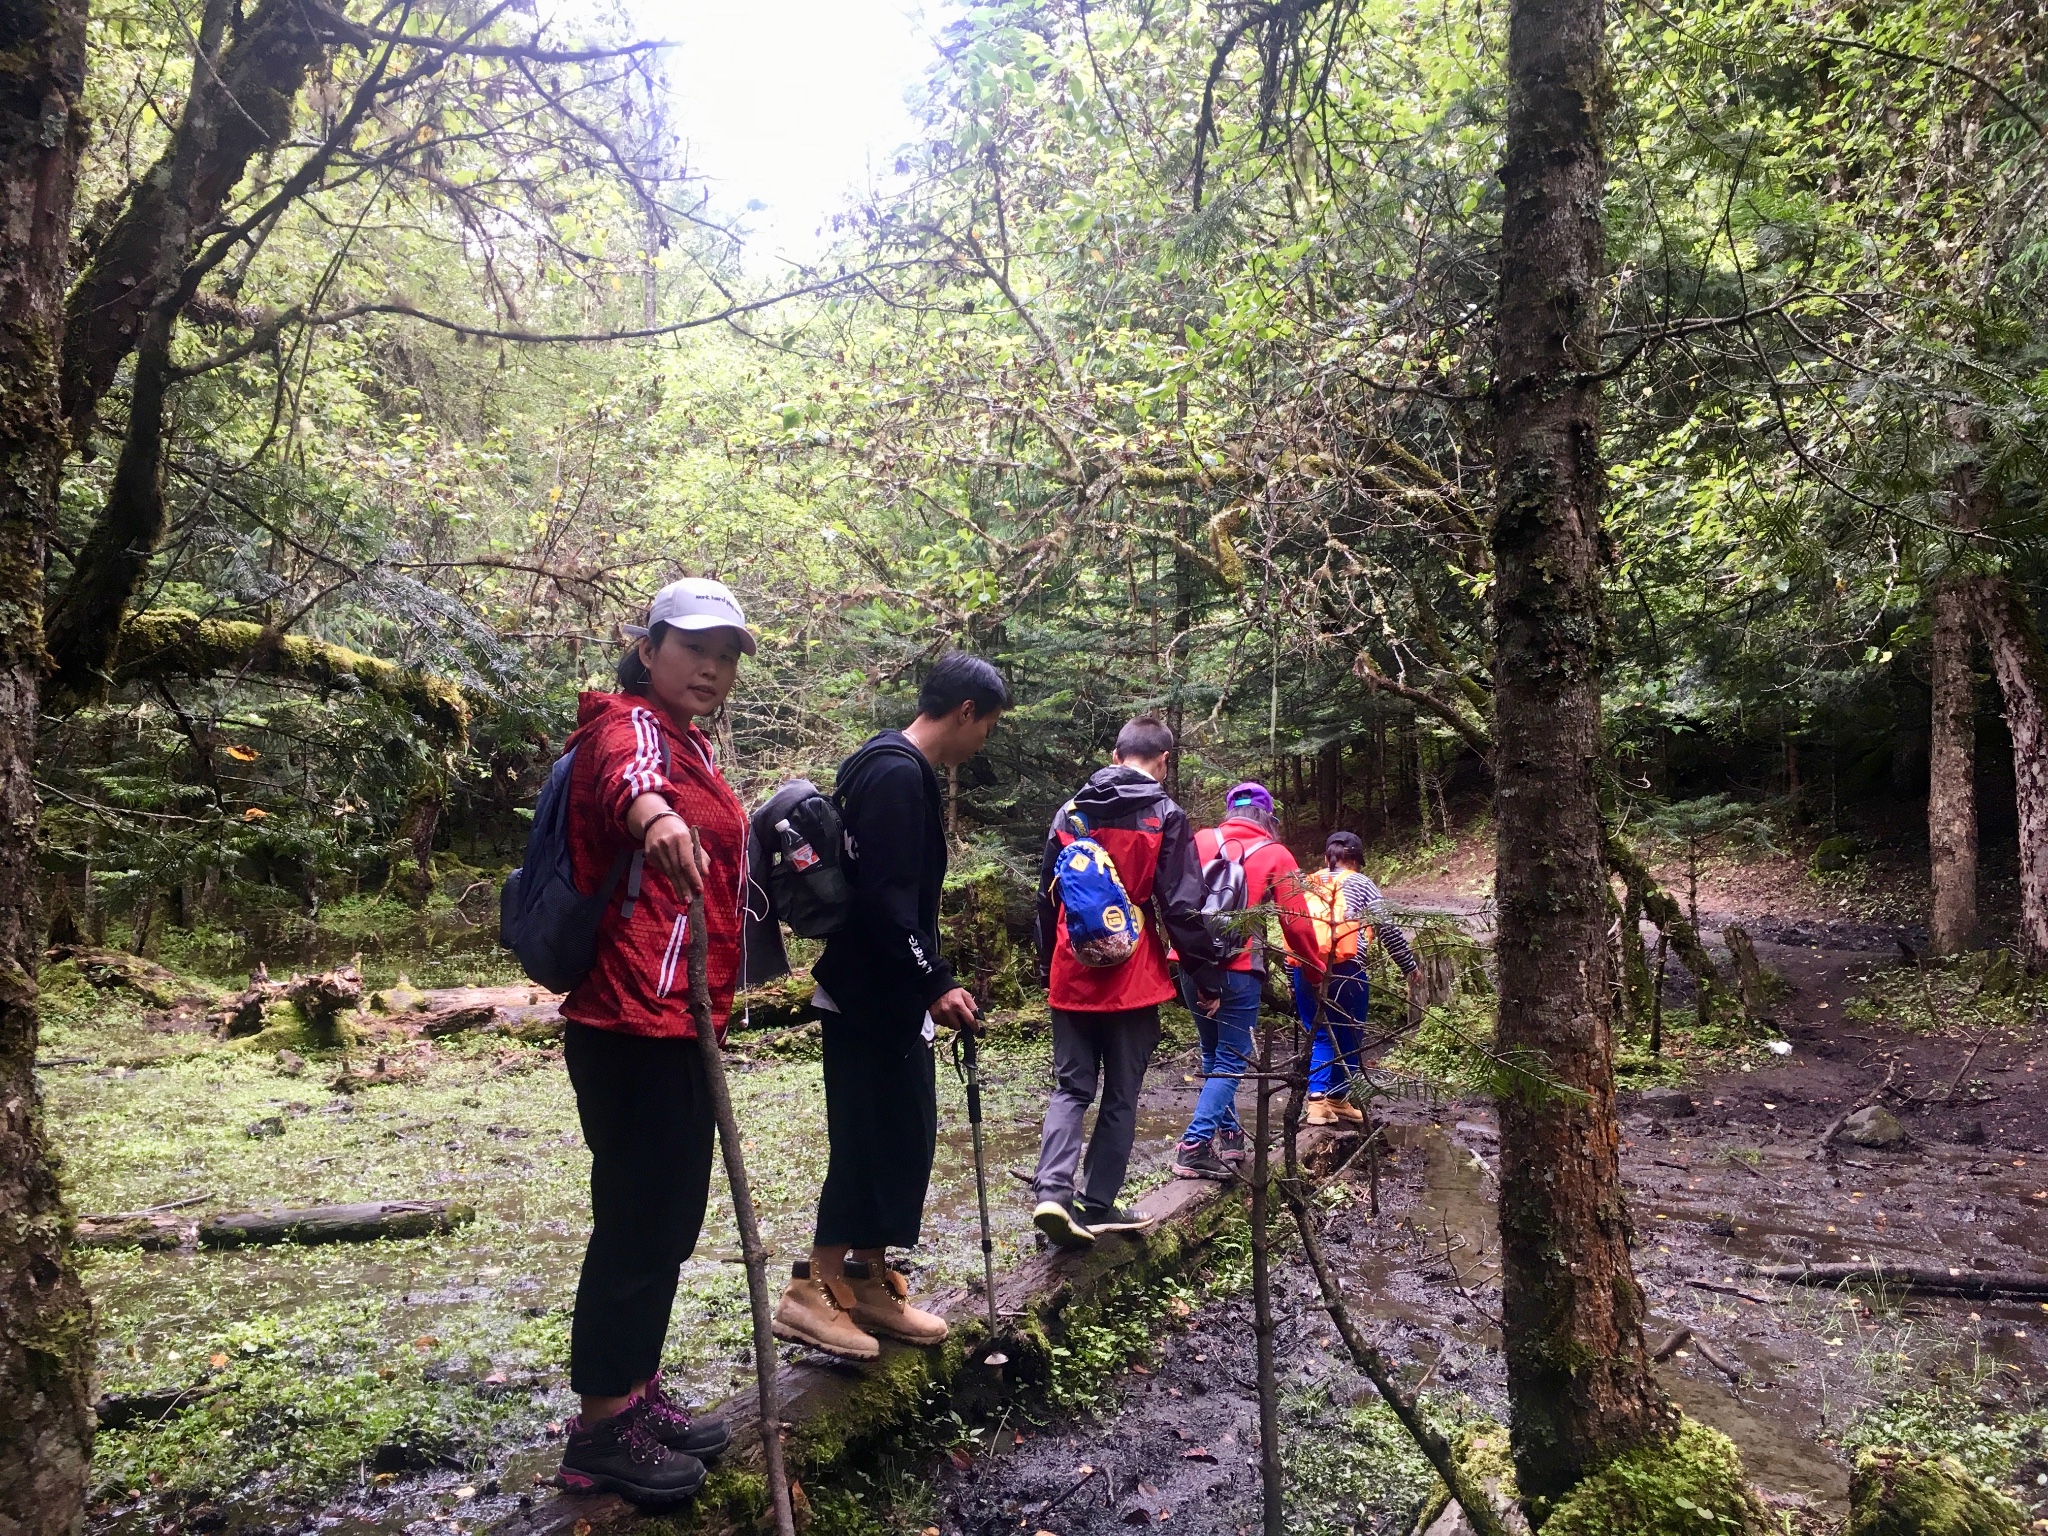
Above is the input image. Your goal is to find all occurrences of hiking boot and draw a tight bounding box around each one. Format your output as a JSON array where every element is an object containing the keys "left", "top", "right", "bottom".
[
  {"left": 1172, "top": 1136, "right": 1231, "bottom": 1181},
  {"left": 772, "top": 1266, "right": 881, "bottom": 1360},
  {"left": 1326, "top": 1093, "right": 1365, "bottom": 1125},
  {"left": 1216, "top": 1123, "right": 1247, "bottom": 1162},
  {"left": 638, "top": 1372, "right": 731, "bottom": 1460},
  {"left": 1306, "top": 1094, "right": 1342, "bottom": 1126},
  {"left": 842, "top": 1260, "right": 950, "bottom": 1345},
  {"left": 1075, "top": 1201, "right": 1154, "bottom": 1236},
  {"left": 558, "top": 1408, "right": 706, "bottom": 1507},
  {"left": 1033, "top": 1198, "right": 1096, "bottom": 1250}
]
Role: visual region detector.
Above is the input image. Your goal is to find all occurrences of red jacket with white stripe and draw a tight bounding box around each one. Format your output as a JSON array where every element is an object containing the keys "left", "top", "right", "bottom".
[{"left": 558, "top": 691, "right": 748, "bottom": 1039}]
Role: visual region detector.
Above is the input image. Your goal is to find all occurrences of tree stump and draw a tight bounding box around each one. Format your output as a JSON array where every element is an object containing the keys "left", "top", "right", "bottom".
[
  {"left": 1722, "top": 924, "right": 1783, "bottom": 1020},
  {"left": 288, "top": 963, "right": 362, "bottom": 1041}
]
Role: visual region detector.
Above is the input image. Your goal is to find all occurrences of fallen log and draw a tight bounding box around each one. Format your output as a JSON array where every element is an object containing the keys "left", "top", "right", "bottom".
[
  {"left": 199, "top": 1200, "right": 474, "bottom": 1249},
  {"left": 75, "top": 1214, "right": 190, "bottom": 1250},
  {"left": 1745, "top": 1261, "right": 2048, "bottom": 1300},
  {"left": 420, "top": 1004, "right": 501, "bottom": 1038}
]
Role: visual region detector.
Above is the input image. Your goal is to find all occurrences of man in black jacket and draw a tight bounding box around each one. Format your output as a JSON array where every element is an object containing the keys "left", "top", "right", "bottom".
[{"left": 772, "top": 652, "right": 1009, "bottom": 1360}]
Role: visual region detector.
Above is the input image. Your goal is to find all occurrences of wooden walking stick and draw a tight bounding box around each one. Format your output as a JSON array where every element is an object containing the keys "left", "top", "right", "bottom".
[{"left": 687, "top": 894, "right": 796, "bottom": 1536}]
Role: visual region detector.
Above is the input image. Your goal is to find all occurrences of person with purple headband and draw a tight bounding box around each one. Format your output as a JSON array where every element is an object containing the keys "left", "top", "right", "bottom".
[{"left": 1171, "top": 782, "right": 1325, "bottom": 1180}]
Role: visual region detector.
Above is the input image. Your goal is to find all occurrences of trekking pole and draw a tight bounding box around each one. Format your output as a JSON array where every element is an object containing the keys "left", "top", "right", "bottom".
[
  {"left": 952, "top": 1006, "right": 1006, "bottom": 1364},
  {"left": 687, "top": 895, "right": 796, "bottom": 1536}
]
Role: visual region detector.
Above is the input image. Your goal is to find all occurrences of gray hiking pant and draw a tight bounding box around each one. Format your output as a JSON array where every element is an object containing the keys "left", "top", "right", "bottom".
[{"left": 1032, "top": 1004, "right": 1161, "bottom": 1212}]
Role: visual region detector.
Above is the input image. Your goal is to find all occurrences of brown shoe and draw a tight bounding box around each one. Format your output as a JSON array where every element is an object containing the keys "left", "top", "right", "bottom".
[
  {"left": 843, "top": 1261, "right": 949, "bottom": 1346},
  {"left": 772, "top": 1269, "right": 880, "bottom": 1360},
  {"left": 1328, "top": 1095, "right": 1365, "bottom": 1124},
  {"left": 1305, "top": 1095, "right": 1341, "bottom": 1126}
]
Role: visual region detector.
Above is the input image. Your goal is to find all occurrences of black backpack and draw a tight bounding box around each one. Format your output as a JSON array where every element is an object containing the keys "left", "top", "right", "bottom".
[
  {"left": 751, "top": 778, "right": 851, "bottom": 939},
  {"left": 499, "top": 736, "right": 666, "bottom": 992},
  {"left": 750, "top": 739, "right": 926, "bottom": 940}
]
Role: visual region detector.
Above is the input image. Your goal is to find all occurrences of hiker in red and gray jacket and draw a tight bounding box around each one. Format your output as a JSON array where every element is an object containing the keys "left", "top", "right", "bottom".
[
  {"left": 552, "top": 578, "right": 755, "bottom": 1508},
  {"left": 1171, "top": 782, "right": 1325, "bottom": 1181},
  {"left": 1028, "top": 716, "right": 1228, "bottom": 1249}
]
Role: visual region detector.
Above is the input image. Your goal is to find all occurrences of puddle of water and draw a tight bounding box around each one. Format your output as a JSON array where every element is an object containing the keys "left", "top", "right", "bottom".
[
  {"left": 1656, "top": 1362, "right": 1848, "bottom": 1506},
  {"left": 1350, "top": 1121, "right": 1850, "bottom": 1512}
]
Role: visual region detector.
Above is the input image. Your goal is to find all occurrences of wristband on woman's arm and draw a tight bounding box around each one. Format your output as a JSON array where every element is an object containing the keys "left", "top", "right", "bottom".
[{"left": 635, "top": 807, "right": 686, "bottom": 842}]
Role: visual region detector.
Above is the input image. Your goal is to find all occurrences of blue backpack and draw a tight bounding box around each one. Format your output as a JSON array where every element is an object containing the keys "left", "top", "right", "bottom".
[
  {"left": 499, "top": 737, "right": 666, "bottom": 993},
  {"left": 1052, "top": 808, "right": 1142, "bottom": 968}
]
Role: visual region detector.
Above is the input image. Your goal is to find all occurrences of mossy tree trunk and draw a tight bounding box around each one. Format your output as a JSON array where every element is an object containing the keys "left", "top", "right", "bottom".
[
  {"left": 0, "top": 0, "right": 96, "bottom": 1524},
  {"left": 42, "top": 0, "right": 237, "bottom": 705},
  {"left": 1488, "top": 0, "right": 1673, "bottom": 1506},
  {"left": 1928, "top": 577, "right": 1978, "bottom": 955},
  {"left": 1931, "top": 411, "right": 1989, "bottom": 958},
  {"left": 57, "top": 0, "right": 334, "bottom": 436}
]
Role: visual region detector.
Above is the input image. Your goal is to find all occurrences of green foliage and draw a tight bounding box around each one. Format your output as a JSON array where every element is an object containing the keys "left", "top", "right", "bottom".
[
  {"left": 1281, "top": 1384, "right": 1477, "bottom": 1536},
  {"left": 1845, "top": 957, "right": 2048, "bottom": 1038},
  {"left": 1848, "top": 1447, "right": 2029, "bottom": 1536},
  {"left": 1843, "top": 1390, "right": 2048, "bottom": 1487}
]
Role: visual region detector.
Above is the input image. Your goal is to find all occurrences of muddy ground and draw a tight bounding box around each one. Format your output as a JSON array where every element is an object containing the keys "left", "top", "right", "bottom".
[
  {"left": 927, "top": 916, "right": 2048, "bottom": 1536},
  {"left": 52, "top": 880, "right": 2048, "bottom": 1536}
]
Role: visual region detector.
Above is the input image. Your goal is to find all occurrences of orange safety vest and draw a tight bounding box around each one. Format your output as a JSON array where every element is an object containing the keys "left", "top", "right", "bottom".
[{"left": 1303, "top": 868, "right": 1372, "bottom": 964}]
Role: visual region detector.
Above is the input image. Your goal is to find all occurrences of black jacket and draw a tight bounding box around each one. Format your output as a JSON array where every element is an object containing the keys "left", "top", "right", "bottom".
[{"left": 812, "top": 730, "right": 957, "bottom": 1018}]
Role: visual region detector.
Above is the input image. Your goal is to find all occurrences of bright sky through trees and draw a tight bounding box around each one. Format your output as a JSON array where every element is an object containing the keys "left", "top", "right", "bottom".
[{"left": 650, "top": 0, "right": 944, "bottom": 262}]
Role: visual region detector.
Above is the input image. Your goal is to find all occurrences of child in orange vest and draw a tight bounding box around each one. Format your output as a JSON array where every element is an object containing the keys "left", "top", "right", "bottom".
[{"left": 1290, "top": 831, "right": 1418, "bottom": 1124}]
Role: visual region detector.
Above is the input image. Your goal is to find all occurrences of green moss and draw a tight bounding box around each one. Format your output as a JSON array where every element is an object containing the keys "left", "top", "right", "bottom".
[
  {"left": 731, "top": 969, "right": 815, "bottom": 1031},
  {"left": 116, "top": 609, "right": 468, "bottom": 744},
  {"left": 1284, "top": 1385, "right": 1478, "bottom": 1536},
  {"left": 1849, "top": 1447, "right": 2028, "bottom": 1536},
  {"left": 941, "top": 864, "right": 1028, "bottom": 1008},
  {"left": 1542, "top": 1418, "right": 1770, "bottom": 1536}
]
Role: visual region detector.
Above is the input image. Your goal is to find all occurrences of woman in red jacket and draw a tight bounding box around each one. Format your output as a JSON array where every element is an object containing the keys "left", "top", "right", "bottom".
[{"left": 552, "top": 578, "right": 754, "bottom": 1508}]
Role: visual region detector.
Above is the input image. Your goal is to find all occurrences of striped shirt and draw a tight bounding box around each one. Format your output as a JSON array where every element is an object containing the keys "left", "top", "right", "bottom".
[{"left": 1332, "top": 871, "right": 1417, "bottom": 975}]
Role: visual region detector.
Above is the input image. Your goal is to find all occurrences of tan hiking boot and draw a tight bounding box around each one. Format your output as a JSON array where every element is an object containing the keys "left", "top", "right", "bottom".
[
  {"left": 843, "top": 1262, "right": 949, "bottom": 1346},
  {"left": 772, "top": 1270, "right": 879, "bottom": 1360},
  {"left": 1306, "top": 1094, "right": 1365, "bottom": 1126}
]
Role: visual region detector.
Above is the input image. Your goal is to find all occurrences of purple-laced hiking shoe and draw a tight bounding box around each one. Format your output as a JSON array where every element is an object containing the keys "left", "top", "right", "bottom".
[
  {"left": 558, "top": 1407, "right": 705, "bottom": 1507},
  {"left": 639, "top": 1372, "right": 731, "bottom": 1460}
]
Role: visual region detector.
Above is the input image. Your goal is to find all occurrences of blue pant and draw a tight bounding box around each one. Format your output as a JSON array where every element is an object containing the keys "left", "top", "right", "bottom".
[
  {"left": 1291, "top": 961, "right": 1371, "bottom": 1097},
  {"left": 1181, "top": 969, "right": 1261, "bottom": 1144}
]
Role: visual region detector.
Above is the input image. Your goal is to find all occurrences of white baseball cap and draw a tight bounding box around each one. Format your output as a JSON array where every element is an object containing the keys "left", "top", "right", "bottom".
[{"left": 622, "top": 577, "right": 758, "bottom": 655}]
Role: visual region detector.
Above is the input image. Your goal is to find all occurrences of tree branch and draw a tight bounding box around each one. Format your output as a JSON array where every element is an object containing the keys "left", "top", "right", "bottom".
[
  {"left": 109, "top": 609, "right": 468, "bottom": 744},
  {"left": 1351, "top": 652, "right": 1494, "bottom": 758}
]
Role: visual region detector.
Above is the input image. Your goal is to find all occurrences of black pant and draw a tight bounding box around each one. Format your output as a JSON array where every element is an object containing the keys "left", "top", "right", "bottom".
[
  {"left": 814, "top": 1005, "right": 937, "bottom": 1250},
  {"left": 565, "top": 1023, "right": 716, "bottom": 1397}
]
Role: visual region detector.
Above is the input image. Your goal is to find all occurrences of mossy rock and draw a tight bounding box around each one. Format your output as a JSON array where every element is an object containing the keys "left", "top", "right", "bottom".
[
  {"left": 48, "top": 946, "right": 207, "bottom": 1010},
  {"left": 732, "top": 970, "right": 816, "bottom": 1032},
  {"left": 1848, "top": 1447, "right": 2027, "bottom": 1536},
  {"left": 1543, "top": 1419, "right": 1771, "bottom": 1536},
  {"left": 1813, "top": 833, "right": 1868, "bottom": 873}
]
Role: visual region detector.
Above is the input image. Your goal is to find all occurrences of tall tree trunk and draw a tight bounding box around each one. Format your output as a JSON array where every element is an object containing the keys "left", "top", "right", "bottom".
[
  {"left": 1489, "top": 0, "right": 1671, "bottom": 1506},
  {"left": 1928, "top": 579, "right": 1978, "bottom": 955},
  {"left": 1977, "top": 577, "right": 2048, "bottom": 969},
  {"left": 0, "top": 0, "right": 95, "bottom": 1524},
  {"left": 59, "top": 0, "right": 337, "bottom": 436}
]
